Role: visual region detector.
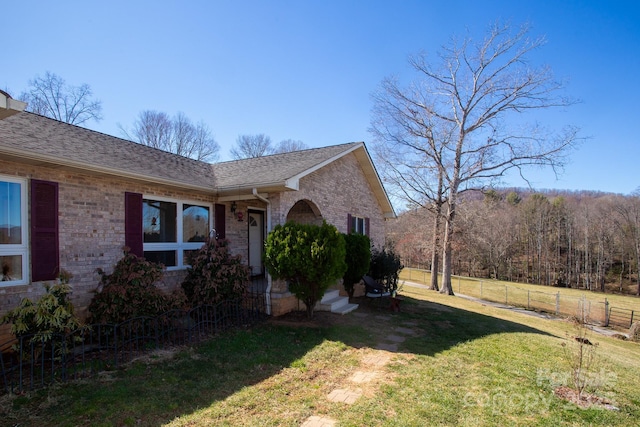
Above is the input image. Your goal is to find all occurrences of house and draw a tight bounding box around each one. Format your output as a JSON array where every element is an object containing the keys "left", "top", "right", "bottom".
[{"left": 0, "top": 91, "right": 394, "bottom": 321}]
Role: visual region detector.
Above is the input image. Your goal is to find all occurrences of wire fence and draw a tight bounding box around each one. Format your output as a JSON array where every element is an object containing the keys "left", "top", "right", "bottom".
[
  {"left": 0, "top": 291, "right": 268, "bottom": 395},
  {"left": 402, "top": 268, "right": 637, "bottom": 329}
]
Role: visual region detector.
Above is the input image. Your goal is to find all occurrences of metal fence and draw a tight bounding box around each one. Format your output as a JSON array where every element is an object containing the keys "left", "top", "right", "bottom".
[
  {"left": 0, "top": 291, "right": 267, "bottom": 395},
  {"left": 402, "top": 268, "right": 637, "bottom": 329}
]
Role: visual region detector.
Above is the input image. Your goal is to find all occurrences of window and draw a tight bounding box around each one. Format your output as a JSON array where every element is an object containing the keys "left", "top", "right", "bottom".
[
  {"left": 0, "top": 177, "right": 28, "bottom": 285},
  {"left": 348, "top": 214, "right": 370, "bottom": 236},
  {"left": 142, "top": 197, "right": 211, "bottom": 269}
]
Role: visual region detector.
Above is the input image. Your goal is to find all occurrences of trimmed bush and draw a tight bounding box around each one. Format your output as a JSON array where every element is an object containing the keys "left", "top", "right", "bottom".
[
  {"left": 265, "top": 221, "right": 346, "bottom": 318},
  {"left": 342, "top": 232, "right": 371, "bottom": 299},
  {"left": 182, "top": 237, "right": 250, "bottom": 306}
]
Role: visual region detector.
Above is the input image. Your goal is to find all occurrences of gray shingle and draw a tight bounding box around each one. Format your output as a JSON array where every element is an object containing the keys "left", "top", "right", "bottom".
[
  {"left": 0, "top": 112, "right": 217, "bottom": 189},
  {"left": 212, "top": 142, "right": 362, "bottom": 190}
]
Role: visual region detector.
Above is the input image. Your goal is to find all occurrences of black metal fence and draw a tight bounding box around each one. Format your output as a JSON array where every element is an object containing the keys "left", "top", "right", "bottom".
[{"left": 0, "top": 291, "right": 267, "bottom": 395}]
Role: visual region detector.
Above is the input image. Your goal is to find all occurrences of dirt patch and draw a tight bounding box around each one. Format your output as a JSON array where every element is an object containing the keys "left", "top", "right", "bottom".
[
  {"left": 553, "top": 386, "right": 619, "bottom": 410},
  {"left": 268, "top": 310, "right": 352, "bottom": 328}
]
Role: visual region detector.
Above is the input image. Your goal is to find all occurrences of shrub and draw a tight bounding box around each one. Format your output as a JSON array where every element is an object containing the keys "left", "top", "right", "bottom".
[
  {"left": 369, "top": 245, "right": 404, "bottom": 295},
  {"left": 265, "top": 221, "right": 346, "bottom": 318},
  {"left": 182, "top": 237, "right": 250, "bottom": 306},
  {"left": 342, "top": 232, "right": 371, "bottom": 299},
  {"left": 88, "top": 249, "right": 178, "bottom": 324},
  {"left": 1, "top": 270, "right": 81, "bottom": 343}
]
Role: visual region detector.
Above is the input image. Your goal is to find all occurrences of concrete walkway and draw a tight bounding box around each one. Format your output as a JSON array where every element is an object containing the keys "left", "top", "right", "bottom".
[{"left": 300, "top": 312, "right": 418, "bottom": 427}]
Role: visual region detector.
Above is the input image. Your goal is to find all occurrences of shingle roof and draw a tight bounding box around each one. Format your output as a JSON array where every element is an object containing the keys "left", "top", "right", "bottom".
[
  {"left": 0, "top": 112, "right": 394, "bottom": 217},
  {"left": 0, "top": 112, "right": 217, "bottom": 190},
  {"left": 212, "top": 142, "right": 362, "bottom": 191}
]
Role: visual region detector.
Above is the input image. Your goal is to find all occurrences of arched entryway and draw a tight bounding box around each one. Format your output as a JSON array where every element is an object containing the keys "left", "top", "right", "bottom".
[{"left": 286, "top": 199, "right": 323, "bottom": 225}]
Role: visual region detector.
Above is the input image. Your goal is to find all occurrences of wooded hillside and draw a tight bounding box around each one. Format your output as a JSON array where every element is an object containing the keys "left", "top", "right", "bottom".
[{"left": 388, "top": 189, "right": 640, "bottom": 296}]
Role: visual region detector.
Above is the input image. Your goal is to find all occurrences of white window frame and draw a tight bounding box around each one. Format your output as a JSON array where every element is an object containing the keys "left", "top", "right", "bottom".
[
  {"left": 142, "top": 195, "right": 213, "bottom": 270},
  {"left": 0, "top": 175, "right": 29, "bottom": 286},
  {"left": 351, "top": 215, "right": 367, "bottom": 235}
]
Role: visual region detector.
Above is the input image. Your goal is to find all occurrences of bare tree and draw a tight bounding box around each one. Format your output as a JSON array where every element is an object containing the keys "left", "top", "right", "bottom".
[
  {"left": 616, "top": 193, "right": 640, "bottom": 295},
  {"left": 230, "top": 134, "right": 273, "bottom": 159},
  {"left": 19, "top": 72, "right": 103, "bottom": 125},
  {"left": 371, "top": 22, "right": 579, "bottom": 295},
  {"left": 273, "top": 139, "right": 308, "bottom": 154},
  {"left": 121, "top": 110, "right": 220, "bottom": 162}
]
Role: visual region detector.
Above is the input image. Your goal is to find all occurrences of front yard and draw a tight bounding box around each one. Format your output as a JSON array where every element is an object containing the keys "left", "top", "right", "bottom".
[{"left": 3, "top": 287, "right": 639, "bottom": 426}]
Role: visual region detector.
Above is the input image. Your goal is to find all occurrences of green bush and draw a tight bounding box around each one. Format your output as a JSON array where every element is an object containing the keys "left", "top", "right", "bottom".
[
  {"left": 1, "top": 270, "right": 81, "bottom": 343},
  {"left": 342, "top": 232, "right": 371, "bottom": 299},
  {"left": 88, "top": 249, "right": 182, "bottom": 324},
  {"left": 182, "top": 237, "right": 250, "bottom": 306},
  {"left": 265, "top": 221, "right": 346, "bottom": 318},
  {"left": 369, "top": 246, "right": 404, "bottom": 295}
]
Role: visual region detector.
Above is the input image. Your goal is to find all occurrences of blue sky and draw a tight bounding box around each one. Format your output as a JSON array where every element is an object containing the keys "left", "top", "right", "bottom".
[{"left": 3, "top": 1, "right": 639, "bottom": 195}]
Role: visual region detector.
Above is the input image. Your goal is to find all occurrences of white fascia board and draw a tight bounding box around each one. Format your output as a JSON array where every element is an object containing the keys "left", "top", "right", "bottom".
[{"left": 284, "top": 142, "right": 363, "bottom": 189}]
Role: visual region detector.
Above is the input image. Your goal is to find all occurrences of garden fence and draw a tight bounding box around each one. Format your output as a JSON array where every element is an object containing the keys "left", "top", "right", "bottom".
[
  {"left": 402, "top": 268, "right": 637, "bottom": 329},
  {"left": 0, "top": 291, "right": 267, "bottom": 395}
]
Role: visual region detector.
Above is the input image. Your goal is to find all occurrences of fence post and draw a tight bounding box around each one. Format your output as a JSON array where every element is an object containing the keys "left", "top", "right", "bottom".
[
  {"left": 555, "top": 292, "right": 560, "bottom": 316},
  {"left": 604, "top": 298, "right": 609, "bottom": 327},
  {"left": 480, "top": 281, "right": 483, "bottom": 298},
  {"left": 527, "top": 290, "right": 530, "bottom": 310},
  {"left": 458, "top": 276, "right": 461, "bottom": 292},
  {"left": 505, "top": 286, "right": 508, "bottom": 304},
  {"left": 631, "top": 310, "right": 635, "bottom": 328}
]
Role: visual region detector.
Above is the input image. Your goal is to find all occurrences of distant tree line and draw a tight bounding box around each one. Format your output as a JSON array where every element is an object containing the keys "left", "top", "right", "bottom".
[{"left": 388, "top": 189, "right": 640, "bottom": 296}]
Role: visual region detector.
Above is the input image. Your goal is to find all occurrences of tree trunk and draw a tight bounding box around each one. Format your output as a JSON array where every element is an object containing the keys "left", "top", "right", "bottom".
[
  {"left": 430, "top": 211, "right": 441, "bottom": 291},
  {"left": 440, "top": 201, "right": 455, "bottom": 295}
]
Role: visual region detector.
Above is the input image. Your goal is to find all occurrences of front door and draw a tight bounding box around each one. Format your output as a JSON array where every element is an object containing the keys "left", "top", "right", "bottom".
[{"left": 248, "top": 210, "right": 264, "bottom": 276}]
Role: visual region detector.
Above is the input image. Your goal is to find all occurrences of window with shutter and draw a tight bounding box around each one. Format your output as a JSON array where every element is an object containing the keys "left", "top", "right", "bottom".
[
  {"left": 129, "top": 194, "right": 213, "bottom": 269},
  {"left": 348, "top": 214, "right": 369, "bottom": 236}
]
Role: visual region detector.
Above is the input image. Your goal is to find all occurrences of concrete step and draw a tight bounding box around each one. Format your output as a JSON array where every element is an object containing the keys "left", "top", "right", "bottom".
[
  {"left": 332, "top": 302, "right": 359, "bottom": 315},
  {"left": 316, "top": 289, "right": 358, "bottom": 314}
]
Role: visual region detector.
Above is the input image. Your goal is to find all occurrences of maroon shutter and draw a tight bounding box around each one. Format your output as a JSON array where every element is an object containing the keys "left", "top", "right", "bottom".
[
  {"left": 31, "top": 180, "right": 59, "bottom": 282},
  {"left": 347, "top": 213, "right": 352, "bottom": 234},
  {"left": 125, "top": 192, "right": 143, "bottom": 257},
  {"left": 365, "top": 217, "right": 370, "bottom": 236},
  {"left": 215, "top": 204, "right": 226, "bottom": 239}
]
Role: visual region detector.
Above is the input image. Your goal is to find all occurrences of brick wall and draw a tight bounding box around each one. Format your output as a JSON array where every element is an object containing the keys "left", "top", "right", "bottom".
[
  {"left": 0, "top": 160, "right": 220, "bottom": 320},
  {"left": 0, "top": 150, "right": 389, "bottom": 321},
  {"left": 266, "top": 152, "right": 388, "bottom": 315},
  {"left": 274, "top": 152, "right": 386, "bottom": 247}
]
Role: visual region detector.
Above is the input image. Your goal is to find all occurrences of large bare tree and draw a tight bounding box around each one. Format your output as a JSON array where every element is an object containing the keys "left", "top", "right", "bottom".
[
  {"left": 20, "top": 71, "right": 103, "bottom": 125},
  {"left": 371, "top": 22, "right": 579, "bottom": 295},
  {"left": 230, "top": 134, "right": 273, "bottom": 159},
  {"left": 273, "top": 139, "right": 308, "bottom": 154},
  {"left": 121, "top": 110, "right": 220, "bottom": 162}
]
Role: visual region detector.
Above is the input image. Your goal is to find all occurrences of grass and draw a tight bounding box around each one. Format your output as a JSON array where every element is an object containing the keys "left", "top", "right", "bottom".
[{"left": 2, "top": 288, "right": 639, "bottom": 426}]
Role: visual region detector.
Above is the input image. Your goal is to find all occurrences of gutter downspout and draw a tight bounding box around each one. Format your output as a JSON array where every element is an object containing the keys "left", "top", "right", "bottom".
[{"left": 253, "top": 188, "right": 272, "bottom": 315}]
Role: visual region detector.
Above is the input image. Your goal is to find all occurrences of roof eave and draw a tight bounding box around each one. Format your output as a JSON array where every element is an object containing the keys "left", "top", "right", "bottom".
[{"left": 0, "top": 147, "right": 216, "bottom": 193}]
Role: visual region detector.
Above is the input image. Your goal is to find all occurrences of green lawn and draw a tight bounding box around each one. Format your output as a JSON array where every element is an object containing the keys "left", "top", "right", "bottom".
[{"left": 2, "top": 288, "right": 639, "bottom": 426}]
